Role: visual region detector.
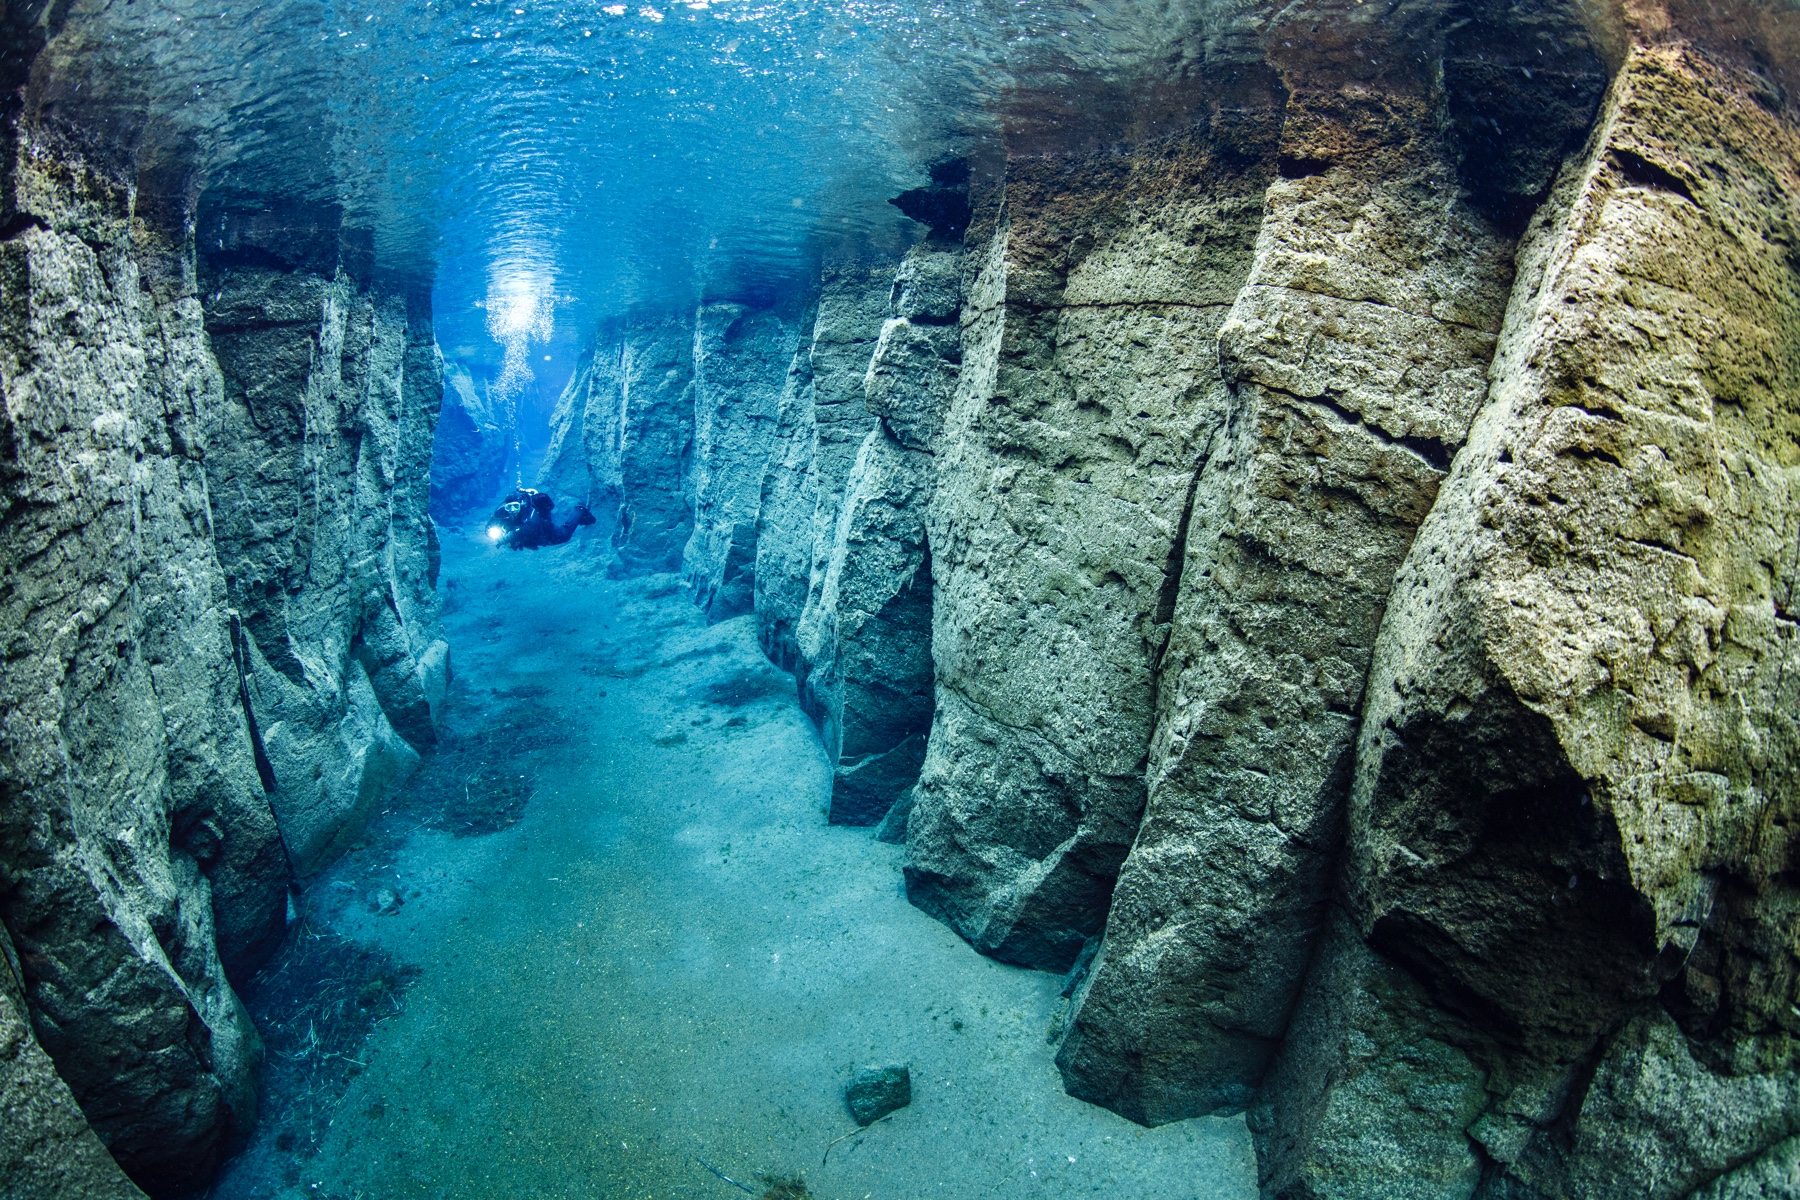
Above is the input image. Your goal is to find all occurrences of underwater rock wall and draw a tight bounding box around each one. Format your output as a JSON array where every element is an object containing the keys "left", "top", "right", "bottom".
[
  {"left": 537, "top": 349, "right": 603, "bottom": 517},
  {"left": 901, "top": 124, "right": 1279, "bottom": 974},
  {"left": 198, "top": 203, "right": 450, "bottom": 878},
  {"left": 538, "top": 314, "right": 703, "bottom": 573},
  {"left": 1059, "top": 0, "right": 1609, "bottom": 1127},
  {"left": 0, "top": 919, "right": 145, "bottom": 1199},
  {"left": 681, "top": 301, "right": 806, "bottom": 618},
  {"left": 707, "top": 7, "right": 1796, "bottom": 1198},
  {"left": 795, "top": 239, "right": 961, "bottom": 828},
  {"left": 746, "top": 245, "right": 951, "bottom": 828},
  {"left": 429, "top": 362, "right": 508, "bottom": 521},
  {"left": 0, "top": 137, "right": 280, "bottom": 1194},
  {"left": 0, "top": 31, "right": 446, "bottom": 1193},
  {"left": 606, "top": 316, "right": 700, "bottom": 574},
  {"left": 753, "top": 251, "right": 893, "bottom": 673},
  {"left": 1271, "top": 43, "right": 1800, "bottom": 1199}
]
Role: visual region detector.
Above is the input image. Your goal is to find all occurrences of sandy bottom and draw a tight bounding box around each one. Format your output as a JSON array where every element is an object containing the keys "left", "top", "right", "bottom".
[{"left": 207, "top": 530, "right": 1256, "bottom": 1200}]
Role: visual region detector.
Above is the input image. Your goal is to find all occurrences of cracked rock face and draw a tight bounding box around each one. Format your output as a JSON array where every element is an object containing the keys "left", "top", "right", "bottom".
[
  {"left": 0, "top": 152, "right": 276, "bottom": 1192},
  {"left": 1315, "top": 43, "right": 1800, "bottom": 1198},
  {"left": 683, "top": 301, "right": 805, "bottom": 619},
  {"left": 903, "top": 126, "right": 1278, "bottom": 973},
  {"left": 584, "top": 316, "right": 699, "bottom": 577},
  {"left": 1057, "top": 0, "right": 1603, "bottom": 1122},
  {"left": 429, "top": 362, "right": 508, "bottom": 520},
  {"left": 790, "top": 244, "right": 953, "bottom": 826},
  {"left": 1, "top": 40, "right": 445, "bottom": 1189},
  {"left": 200, "top": 209, "right": 447, "bottom": 877},
  {"left": 758, "top": 252, "right": 893, "bottom": 676},
  {"left": 0, "top": 925, "right": 145, "bottom": 1199}
]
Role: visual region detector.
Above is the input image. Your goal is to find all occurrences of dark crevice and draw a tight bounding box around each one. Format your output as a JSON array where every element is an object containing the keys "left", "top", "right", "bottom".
[
  {"left": 1303, "top": 390, "right": 1457, "bottom": 472},
  {"left": 1565, "top": 400, "right": 1626, "bottom": 423},
  {"left": 1277, "top": 154, "right": 1333, "bottom": 180},
  {"left": 228, "top": 614, "right": 279, "bottom": 795},
  {"left": 1561, "top": 445, "right": 1624, "bottom": 470},
  {"left": 0, "top": 211, "right": 48, "bottom": 241},
  {"left": 1609, "top": 148, "right": 1698, "bottom": 204},
  {"left": 1153, "top": 463, "right": 1203, "bottom": 629}
]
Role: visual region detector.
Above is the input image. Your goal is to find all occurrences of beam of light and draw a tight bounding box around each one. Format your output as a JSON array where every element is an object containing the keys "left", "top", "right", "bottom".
[{"left": 484, "top": 267, "right": 555, "bottom": 422}]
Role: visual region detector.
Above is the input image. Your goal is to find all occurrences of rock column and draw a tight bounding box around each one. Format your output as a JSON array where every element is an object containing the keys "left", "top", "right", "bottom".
[
  {"left": 1260, "top": 43, "right": 1800, "bottom": 1198},
  {"left": 1059, "top": 0, "right": 1606, "bottom": 1123},
  {"left": 682, "top": 302, "right": 804, "bottom": 618},
  {"left": 903, "top": 128, "right": 1275, "bottom": 971},
  {"left": 199, "top": 201, "right": 449, "bottom": 876}
]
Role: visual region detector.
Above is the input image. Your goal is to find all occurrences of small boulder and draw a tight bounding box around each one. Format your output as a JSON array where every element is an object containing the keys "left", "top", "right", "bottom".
[
  {"left": 845, "top": 1064, "right": 911, "bottom": 1126},
  {"left": 373, "top": 887, "right": 404, "bottom": 916}
]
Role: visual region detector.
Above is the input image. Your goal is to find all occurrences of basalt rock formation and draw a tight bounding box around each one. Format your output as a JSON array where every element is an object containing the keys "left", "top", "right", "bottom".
[
  {"left": 0, "top": 21, "right": 446, "bottom": 1194},
  {"left": 904, "top": 118, "right": 1279, "bottom": 973},
  {"left": 1299, "top": 43, "right": 1800, "bottom": 1199},
  {"left": 12, "top": 0, "right": 1795, "bottom": 1190},
  {"left": 558, "top": 4, "right": 1800, "bottom": 1196},
  {"left": 429, "top": 362, "right": 508, "bottom": 521},
  {"left": 682, "top": 301, "right": 806, "bottom": 618},
  {"left": 199, "top": 198, "right": 449, "bottom": 876},
  {"left": 794, "top": 239, "right": 959, "bottom": 827},
  {"left": 1060, "top": 0, "right": 1609, "bottom": 1124},
  {"left": 540, "top": 315, "right": 700, "bottom": 574}
]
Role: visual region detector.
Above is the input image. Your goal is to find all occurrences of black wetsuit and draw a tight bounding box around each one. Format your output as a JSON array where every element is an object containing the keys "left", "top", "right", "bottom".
[{"left": 510, "top": 494, "right": 595, "bottom": 549}]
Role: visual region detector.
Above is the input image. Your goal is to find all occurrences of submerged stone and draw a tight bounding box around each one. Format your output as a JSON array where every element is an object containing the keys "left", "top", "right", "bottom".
[{"left": 845, "top": 1064, "right": 912, "bottom": 1126}]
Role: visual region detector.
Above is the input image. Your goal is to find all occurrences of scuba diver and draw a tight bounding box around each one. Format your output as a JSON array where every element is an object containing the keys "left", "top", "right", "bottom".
[{"left": 489, "top": 487, "right": 596, "bottom": 550}]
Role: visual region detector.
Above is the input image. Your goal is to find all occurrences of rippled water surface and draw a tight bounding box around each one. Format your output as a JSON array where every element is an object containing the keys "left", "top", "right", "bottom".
[{"left": 40, "top": 0, "right": 1233, "bottom": 373}]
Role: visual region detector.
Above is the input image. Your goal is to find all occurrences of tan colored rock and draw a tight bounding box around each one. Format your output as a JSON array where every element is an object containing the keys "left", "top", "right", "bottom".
[
  {"left": 782, "top": 241, "right": 954, "bottom": 824},
  {"left": 1061, "top": 0, "right": 1607, "bottom": 1124},
  {"left": 1248, "top": 911, "right": 1487, "bottom": 1200},
  {"left": 905, "top": 131, "right": 1273, "bottom": 971},
  {"left": 1350, "top": 37, "right": 1800, "bottom": 1076},
  {"left": 1268, "top": 41, "right": 1800, "bottom": 1199},
  {"left": 753, "top": 249, "right": 907, "bottom": 678}
]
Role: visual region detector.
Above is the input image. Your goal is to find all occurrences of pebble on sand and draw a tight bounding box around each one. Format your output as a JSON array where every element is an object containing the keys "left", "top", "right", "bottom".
[{"left": 845, "top": 1064, "right": 911, "bottom": 1126}]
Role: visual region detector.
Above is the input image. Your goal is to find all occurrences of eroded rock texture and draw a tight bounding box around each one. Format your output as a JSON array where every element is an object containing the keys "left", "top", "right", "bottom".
[
  {"left": 1061, "top": 0, "right": 1608, "bottom": 1125},
  {"left": 795, "top": 239, "right": 962, "bottom": 826},
  {"left": 538, "top": 350, "right": 602, "bottom": 515},
  {"left": 0, "top": 147, "right": 277, "bottom": 1192},
  {"left": 1281, "top": 43, "right": 1800, "bottom": 1199},
  {"left": 754, "top": 251, "right": 896, "bottom": 672},
  {"left": 0, "top": 926, "right": 145, "bottom": 1199},
  {"left": 429, "top": 362, "right": 507, "bottom": 520},
  {"left": 0, "top": 25, "right": 445, "bottom": 1191},
  {"left": 682, "top": 301, "right": 804, "bottom": 618},
  {"left": 200, "top": 202, "right": 448, "bottom": 876},
  {"left": 903, "top": 121, "right": 1279, "bottom": 972},
  {"left": 606, "top": 316, "right": 699, "bottom": 575}
]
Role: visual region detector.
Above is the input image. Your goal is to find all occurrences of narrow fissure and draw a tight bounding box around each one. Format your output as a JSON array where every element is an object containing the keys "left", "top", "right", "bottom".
[{"left": 5, "top": 8, "right": 1797, "bottom": 1200}]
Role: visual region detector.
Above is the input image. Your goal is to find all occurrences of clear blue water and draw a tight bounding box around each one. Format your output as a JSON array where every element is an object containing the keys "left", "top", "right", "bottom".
[
  {"left": 23, "top": 4, "right": 1267, "bottom": 1195},
  {"left": 44, "top": 0, "right": 1222, "bottom": 387}
]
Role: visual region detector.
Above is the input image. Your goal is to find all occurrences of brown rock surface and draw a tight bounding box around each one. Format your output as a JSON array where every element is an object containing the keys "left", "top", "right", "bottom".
[
  {"left": 1316, "top": 41, "right": 1800, "bottom": 1197},
  {"left": 904, "top": 127, "right": 1275, "bottom": 971}
]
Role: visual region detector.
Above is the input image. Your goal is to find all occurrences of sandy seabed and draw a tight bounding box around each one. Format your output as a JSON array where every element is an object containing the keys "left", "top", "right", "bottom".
[{"left": 207, "top": 527, "right": 1255, "bottom": 1200}]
